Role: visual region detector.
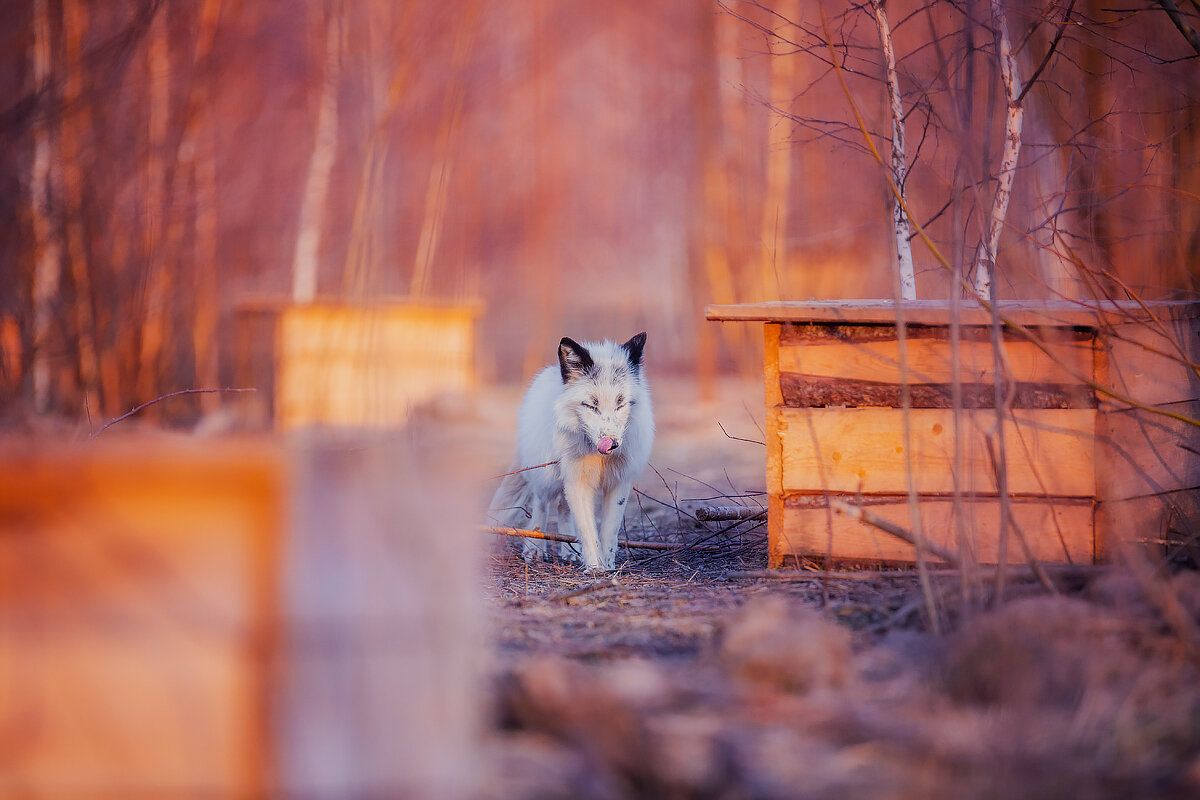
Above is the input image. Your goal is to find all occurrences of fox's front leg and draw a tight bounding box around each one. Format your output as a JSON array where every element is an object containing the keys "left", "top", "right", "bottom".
[
  {"left": 563, "top": 481, "right": 603, "bottom": 571},
  {"left": 597, "top": 483, "right": 631, "bottom": 571}
]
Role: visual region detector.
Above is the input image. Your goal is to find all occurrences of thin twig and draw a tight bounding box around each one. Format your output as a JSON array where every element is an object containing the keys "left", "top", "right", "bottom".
[
  {"left": 87, "top": 387, "right": 256, "bottom": 440},
  {"left": 819, "top": 7, "right": 1200, "bottom": 430},
  {"left": 490, "top": 460, "right": 560, "bottom": 481},
  {"left": 717, "top": 421, "right": 764, "bottom": 446},
  {"left": 483, "top": 526, "right": 724, "bottom": 552},
  {"left": 830, "top": 498, "right": 961, "bottom": 567}
]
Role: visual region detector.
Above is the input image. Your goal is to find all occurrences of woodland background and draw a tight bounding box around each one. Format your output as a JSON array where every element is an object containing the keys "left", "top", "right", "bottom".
[{"left": 1, "top": 0, "right": 1198, "bottom": 424}]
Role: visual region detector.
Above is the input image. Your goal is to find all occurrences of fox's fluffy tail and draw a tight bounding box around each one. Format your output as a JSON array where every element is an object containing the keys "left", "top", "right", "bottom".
[{"left": 488, "top": 467, "right": 533, "bottom": 528}]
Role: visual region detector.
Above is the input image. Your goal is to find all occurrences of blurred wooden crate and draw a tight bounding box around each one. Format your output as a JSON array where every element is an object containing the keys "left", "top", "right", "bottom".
[
  {"left": 706, "top": 300, "right": 1200, "bottom": 568},
  {"left": 235, "top": 298, "right": 480, "bottom": 429},
  {"left": 0, "top": 437, "right": 478, "bottom": 798}
]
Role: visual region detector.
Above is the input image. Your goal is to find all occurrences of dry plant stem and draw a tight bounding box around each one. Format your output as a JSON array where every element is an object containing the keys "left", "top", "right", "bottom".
[
  {"left": 870, "top": 0, "right": 916, "bottom": 300},
  {"left": 949, "top": 268, "right": 975, "bottom": 609},
  {"left": 894, "top": 280, "right": 941, "bottom": 632},
  {"left": 830, "top": 499, "right": 961, "bottom": 567},
  {"left": 490, "top": 460, "right": 560, "bottom": 481},
  {"left": 986, "top": 265, "right": 1013, "bottom": 605},
  {"left": 1121, "top": 543, "right": 1200, "bottom": 666},
  {"left": 484, "top": 526, "right": 725, "bottom": 553},
  {"left": 821, "top": 12, "right": 1200, "bottom": 430},
  {"left": 87, "top": 387, "right": 256, "bottom": 440}
]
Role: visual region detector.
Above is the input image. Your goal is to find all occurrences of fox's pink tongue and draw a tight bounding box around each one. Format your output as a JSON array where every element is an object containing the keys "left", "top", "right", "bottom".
[{"left": 597, "top": 436, "right": 615, "bottom": 454}]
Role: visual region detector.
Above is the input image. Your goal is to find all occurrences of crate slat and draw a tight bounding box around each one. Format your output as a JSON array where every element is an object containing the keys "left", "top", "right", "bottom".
[
  {"left": 772, "top": 496, "right": 1093, "bottom": 567},
  {"left": 773, "top": 406, "right": 1097, "bottom": 497}
]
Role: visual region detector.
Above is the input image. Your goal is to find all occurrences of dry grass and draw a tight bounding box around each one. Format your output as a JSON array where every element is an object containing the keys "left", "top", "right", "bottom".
[{"left": 479, "top": 545, "right": 1200, "bottom": 799}]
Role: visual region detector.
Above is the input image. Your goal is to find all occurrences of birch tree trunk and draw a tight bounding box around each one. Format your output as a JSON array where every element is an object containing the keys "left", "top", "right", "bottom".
[
  {"left": 871, "top": 0, "right": 916, "bottom": 300},
  {"left": 973, "top": 0, "right": 1024, "bottom": 298},
  {"left": 292, "top": 6, "right": 341, "bottom": 303},
  {"left": 30, "top": 0, "right": 59, "bottom": 412}
]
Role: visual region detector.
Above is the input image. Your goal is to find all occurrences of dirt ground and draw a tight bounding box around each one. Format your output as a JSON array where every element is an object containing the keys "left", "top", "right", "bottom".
[{"left": 464, "top": 376, "right": 1200, "bottom": 800}]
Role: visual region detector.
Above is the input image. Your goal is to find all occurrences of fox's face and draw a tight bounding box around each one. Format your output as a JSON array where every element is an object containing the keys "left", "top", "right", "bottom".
[{"left": 558, "top": 333, "right": 646, "bottom": 455}]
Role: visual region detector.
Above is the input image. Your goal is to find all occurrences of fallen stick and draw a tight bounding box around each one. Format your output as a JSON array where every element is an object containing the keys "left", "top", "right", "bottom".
[
  {"left": 695, "top": 505, "right": 765, "bottom": 522},
  {"left": 829, "top": 499, "right": 961, "bottom": 567},
  {"left": 543, "top": 577, "right": 621, "bottom": 604},
  {"left": 483, "top": 526, "right": 725, "bottom": 552},
  {"left": 725, "top": 569, "right": 913, "bottom": 581}
]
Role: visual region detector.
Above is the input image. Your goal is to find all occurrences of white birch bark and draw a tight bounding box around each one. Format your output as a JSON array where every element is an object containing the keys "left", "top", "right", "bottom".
[
  {"left": 871, "top": 0, "right": 916, "bottom": 300},
  {"left": 974, "top": 0, "right": 1024, "bottom": 298},
  {"left": 292, "top": 7, "right": 340, "bottom": 303}
]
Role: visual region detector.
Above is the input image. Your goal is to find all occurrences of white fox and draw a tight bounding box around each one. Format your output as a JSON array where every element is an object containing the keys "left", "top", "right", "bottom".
[{"left": 490, "top": 332, "right": 655, "bottom": 572}]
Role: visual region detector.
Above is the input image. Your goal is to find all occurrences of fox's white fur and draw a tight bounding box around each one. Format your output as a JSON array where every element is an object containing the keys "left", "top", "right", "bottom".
[{"left": 490, "top": 332, "right": 654, "bottom": 572}]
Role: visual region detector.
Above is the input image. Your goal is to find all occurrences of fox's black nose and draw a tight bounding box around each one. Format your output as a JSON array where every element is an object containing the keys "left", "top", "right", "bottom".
[{"left": 609, "top": 439, "right": 620, "bottom": 451}]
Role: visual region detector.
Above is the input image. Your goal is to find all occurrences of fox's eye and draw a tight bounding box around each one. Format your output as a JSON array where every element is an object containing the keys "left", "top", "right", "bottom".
[
  {"left": 615, "top": 395, "right": 625, "bottom": 407},
  {"left": 582, "top": 401, "right": 598, "bottom": 412}
]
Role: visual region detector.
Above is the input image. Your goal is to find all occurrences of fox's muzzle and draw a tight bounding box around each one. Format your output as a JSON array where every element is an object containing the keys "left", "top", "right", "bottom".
[{"left": 597, "top": 436, "right": 618, "bottom": 454}]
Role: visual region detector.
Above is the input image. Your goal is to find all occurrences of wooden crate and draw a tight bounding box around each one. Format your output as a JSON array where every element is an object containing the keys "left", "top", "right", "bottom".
[
  {"left": 706, "top": 300, "right": 1200, "bottom": 568},
  {"left": 0, "top": 437, "right": 479, "bottom": 798},
  {"left": 235, "top": 298, "right": 480, "bottom": 430}
]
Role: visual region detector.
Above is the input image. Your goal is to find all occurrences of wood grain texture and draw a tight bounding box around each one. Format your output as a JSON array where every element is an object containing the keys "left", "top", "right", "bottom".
[
  {"left": 774, "top": 407, "right": 1096, "bottom": 496},
  {"left": 1099, "top": 316, "right": 1200, "bottom": 407},
  {"left": 775, "top": 495, "right": 1093, "bottom": 565},
  {"left": 779, "top": 375, "right": 1094, "bottom": 409},
  {"left": 276, "top": 303, "right": 476, "bottom": 429},
  {"left": 0, "top": 440, "right": 284, "bottom": 798},
  {"left": 1096, "top": 400, "right": 1200, "bottom": 501},
  {"left": 1095, "top": 487, "right": 1200, "bottom": 562},
  {"left": 777, "top": 334, "right": 1094, "bottom": 386}
]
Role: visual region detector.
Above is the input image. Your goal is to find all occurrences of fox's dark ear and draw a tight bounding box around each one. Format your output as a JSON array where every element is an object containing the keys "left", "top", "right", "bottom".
[
  {"left": 558, "top": 337, "right": 594, "bottom": 383},
  {"left": 622, "top": 332, "right": 647, "bottom": 370}
]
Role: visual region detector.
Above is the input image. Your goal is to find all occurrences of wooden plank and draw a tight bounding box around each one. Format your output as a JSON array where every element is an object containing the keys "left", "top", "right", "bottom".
[
  {"left": 1099, "top": 315, "right": 1200, "bottom": 407},
  {"left": 0, "top": 440, "right": 284, "bottom": 798},
  {"left": 276, "top": 304, "right": 476, "bottom": 429},
  {"left": 1095, "top": 488, "right": 1200, "bottom": 562},
  {"left": 775, "top": 407, "right": 1096, "bottom": 496},
  {"left": 779, "top": 375, "right": 1095, "bottom": 409},
  {"left": 1096, "top": 400, "right": 1200, "bottom": 501},
  {"left": 777, "top": 335, "right": 1094, "bottom": 386},
  {"left": 774, "top": 495, "right": 1094, "bottom": 565},
  {"left": 706, "top": 299, "right": 1200, "bottom": 327}
]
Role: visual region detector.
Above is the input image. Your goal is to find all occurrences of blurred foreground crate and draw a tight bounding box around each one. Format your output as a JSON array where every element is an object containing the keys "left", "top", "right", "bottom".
[
  {"left": 234, "top": 297, "right": 480, "bottom": 429},
  {"left": 706, "top": 300, "right": 1200, "bottom": 568},
  {"left": 0, "top": 437, "right": 478, "bottom": 798}
]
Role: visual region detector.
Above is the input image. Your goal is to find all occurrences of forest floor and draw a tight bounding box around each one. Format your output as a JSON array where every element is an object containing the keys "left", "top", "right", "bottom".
[{"left": 463, "top": 376, "right": 1200, "bottom": 800}]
